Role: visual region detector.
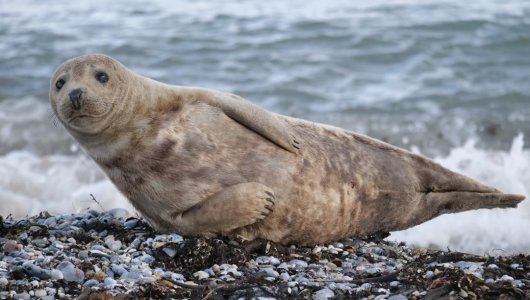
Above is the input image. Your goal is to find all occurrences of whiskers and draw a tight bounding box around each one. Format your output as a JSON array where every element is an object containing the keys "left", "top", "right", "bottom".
[{"left": 48, "top": 110, "right": 60, "bottom": 128}]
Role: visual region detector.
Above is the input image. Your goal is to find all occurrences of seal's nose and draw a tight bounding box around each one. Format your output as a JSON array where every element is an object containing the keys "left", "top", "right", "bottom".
[{"left": 69, "top": 88, "right": 82, "bottom": 110}]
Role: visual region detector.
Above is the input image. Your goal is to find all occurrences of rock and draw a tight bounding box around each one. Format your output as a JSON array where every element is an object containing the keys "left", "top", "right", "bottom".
[
  {"left": 425, "top": 270, "right": 434, "bottom": 279},
  {"left": 22, "top": 262, "right": 51, "bottom": 280},
  {"left": 83, "top": 279, "right": 99, "bottom": 287},
  {"left": 162, "top": 247, "right": 177, "bottom": 258},
  {"left": 256, "top": 256, "right": 271, "bottom": 264},
  {"left": 104, "top": 236, "right": 123, "bottom": 252},
  {"left": 103, "top": 277, "right": 117, "bottom": 287},
  {"left": 14, "top": 292, "right": 30, "bottom": 300},
  {"left": 56, "top": 261, "right": 84, "bottom": 283},
  {"left": 279, "top": 272, "right": 290, "bottom": 282},
  {"left": 390, "top": 281, "right": 400, "bottom": 287},
  {"left": 193, "top": 271, "right": 209, "bottom": 280},
  {"left": 2, "top": 240, "right": 22, "bottom": 254},
  {"left": 34, "top": 289, "right": 47, "bottom": 297},
  {"left": 359, "top": 283, "right": 372, "bottom": 290},
  {"left": 50, "top": 269, "right": 63, "bottom": 280},
  {"left": 90, "top": 249, "right": 111, "bottom": 259},
  {"left": 388, "top": 295, "right": 408, "bottom": 300},
  {"left": 111, "top": 264, "right": 127, "bottom": 276},
  {"left": 269, "top": 257, "right": 281, "bottom": 266},
  {"left": 288, "top": 259, "right": 308, "bottom": 268},
  {"left": 257, "top": 267, "right": 279, "bottom": 279},
  {"left": 121, "top": 271, "right": 141, "bottom": 280},
  {"left": 140, "top": 254, "right": 155, "bottom": 264},
  {"left": 107, "top": 208, "right": 130, "bottom": 219},
  {"left": 313, "top": 288, "right": 335, "bottom": 300},
  {"left": 78, "top": 250, "right": 89, "bottom": 259},
  {"left": 219, "top": 274, "right": 235, "bottom": 282},
  {"left": 0, "top": 277, "right": 8, "bottom": 288}
]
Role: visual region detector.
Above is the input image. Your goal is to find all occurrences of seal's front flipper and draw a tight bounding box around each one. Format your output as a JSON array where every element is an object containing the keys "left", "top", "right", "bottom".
[
  {"left": 204, "top": 92, "right": 300, "bottom": 153},
  {"left": 172, "top": 182, "right": 276, "bottom": 235}
]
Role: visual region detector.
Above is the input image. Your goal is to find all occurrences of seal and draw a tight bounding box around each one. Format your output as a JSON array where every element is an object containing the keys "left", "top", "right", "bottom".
[{"left": 50, "top": 54, "right": 526, "bottom": 245}]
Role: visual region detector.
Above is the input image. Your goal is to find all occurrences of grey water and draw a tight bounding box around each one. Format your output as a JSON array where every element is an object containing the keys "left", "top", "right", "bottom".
[{"left": 0, "top": 0, "right": 529, "bottom": 254}]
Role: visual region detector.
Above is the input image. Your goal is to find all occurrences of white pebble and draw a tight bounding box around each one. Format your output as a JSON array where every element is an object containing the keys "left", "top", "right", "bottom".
[
  {"left": 499, "top": 275, "right": 514, "bottom": 282},
  {"left": 50, "top": 269, "right": 63, "bottom": 280},
  {"left": 34, "top": 290, "right": 47, "bottom": 297},
  {"left": 0, "top": 277, "right": 8, "bottom": 288},
  {"left": 193, "top": 271, "right": 209, "bottom": 280}
]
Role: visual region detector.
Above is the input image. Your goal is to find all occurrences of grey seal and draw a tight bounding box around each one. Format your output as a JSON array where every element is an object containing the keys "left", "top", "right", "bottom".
[{"left": 50, "top": 54, "right": 525, "bottom": 245}]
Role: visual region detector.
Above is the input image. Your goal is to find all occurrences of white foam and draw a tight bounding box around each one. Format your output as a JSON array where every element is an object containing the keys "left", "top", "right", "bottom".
[
  {"left": 0, "top": 151, "right": 133, "bottom": 217},
  {"left": 389, "top": 134, "right": 530, "bottom": 255}
]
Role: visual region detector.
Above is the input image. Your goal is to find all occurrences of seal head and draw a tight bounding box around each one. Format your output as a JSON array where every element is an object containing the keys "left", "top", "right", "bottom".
[{"left": 50, "top": 54, "right": 132, "bottom": 136}]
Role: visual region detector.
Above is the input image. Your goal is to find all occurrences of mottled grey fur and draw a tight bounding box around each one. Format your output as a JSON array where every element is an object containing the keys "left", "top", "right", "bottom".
[{"left": 50, "top": 54, "right": 525, "bottom": 245}]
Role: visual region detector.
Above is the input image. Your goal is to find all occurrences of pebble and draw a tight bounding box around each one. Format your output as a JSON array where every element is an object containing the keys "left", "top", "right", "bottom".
[
  {"left": 14, "top": 292, "right": 30, "bottom": 300},
  {"left": 124, "top": 219, "right": 139, "bottom": 229},
  {"left": 313, "top": 288, "right": 335, "bottom": 300},
  {"left": 50, "top": 269, "right": 64, "bottom": 280},
  {"left": 257, "top": 267, "right": 279, "bottom": 279},
  {"left": 90, "top": 249, "right": 111, "bottom": 259},
  {"left": 269, "top": 257, "right": 281, "bottom": 266},
  {"left": 121, "top": 271, "right": 141, "bottom": 280},
  {"left": 425, "top": 270, "right": 434, "bottom": 279},
  {"left": 2, "top": 240, "right": 22, "bottom": 253},
  {"left": 56, "top": 261, "right": 84, "bottom": 283},
  {"left": 22, "top": 261, "right": 51, "bottom": 280},
  {"left": 112, "top": 264, "right": 127, "bottom": 276},
  {"left": 0, "top": 209, "right": 525, "bottom": 299},
  {"left": 162, "top": 247, "right": 177, "bottom": 258},
  {"left": 288, "top": 259, "right": 308, "bottom": 268},
  {"left": 390, "top": 281, "right": 400, "bottom": 287},
  {"left": 193, "top": 270, "right": 209, "bottom": 280},
  {"left": 279, "top": 272, "right": 290, "bottom": 282},
  {"left": 34, "top": 289, "right": 47, "bottom": 297},
  {"left": 499, "top": 275, "right": 514, "bottom": 282},
  {"left": 108, "top": 208, "right": 130, "bottom": 220},
  {"left": 83, "top": 279, "right": 99, "bottom": 287},
  {"left": 104, "top": 277, "right": 117, "bottom": 287},
  {"left": 0, "top": 277, "right": 8, "bottom": 288},
  {"left": 388, "top": 295, "right": 408, "bottom": 300}
]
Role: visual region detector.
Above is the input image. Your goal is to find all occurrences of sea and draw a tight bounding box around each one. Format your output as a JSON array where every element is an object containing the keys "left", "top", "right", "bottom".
[{"left": 0, "top": 0, "right": 529, "bottom": 255}]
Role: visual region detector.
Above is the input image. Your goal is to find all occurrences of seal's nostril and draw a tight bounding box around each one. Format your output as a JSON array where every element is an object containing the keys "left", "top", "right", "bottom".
[{"left": 69, "top": 88, "right": 82, "bottom": 110}]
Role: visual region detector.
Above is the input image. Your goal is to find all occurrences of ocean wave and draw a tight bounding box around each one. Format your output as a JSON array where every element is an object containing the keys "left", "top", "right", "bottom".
[{"left": 0, "top": 150, "right": 132, "bottom": 217}]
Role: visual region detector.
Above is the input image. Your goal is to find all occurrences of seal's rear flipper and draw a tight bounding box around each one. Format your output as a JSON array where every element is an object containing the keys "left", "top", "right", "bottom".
[
  {"left": 414, "top": 157, "right": 526, "bottom": 213},
  {"left": 424, "top": 191, "right": 525, "bottom": 216}
]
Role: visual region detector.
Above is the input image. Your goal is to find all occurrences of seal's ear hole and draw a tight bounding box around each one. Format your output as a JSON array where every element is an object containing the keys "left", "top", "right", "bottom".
[
  {"left": 56, "top": 78, "right": 65, "bottom": 90},
  {"left": 95, "top": 72, "right": 109, "bottom": 84}
]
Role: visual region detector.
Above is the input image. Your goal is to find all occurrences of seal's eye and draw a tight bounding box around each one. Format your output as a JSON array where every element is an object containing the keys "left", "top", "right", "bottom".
[
  {"left": 96, "top": 72, "right": 109, "bottom": 83},
  {"left": 55, "top": 79, "right": 65, "bottom": 90}
]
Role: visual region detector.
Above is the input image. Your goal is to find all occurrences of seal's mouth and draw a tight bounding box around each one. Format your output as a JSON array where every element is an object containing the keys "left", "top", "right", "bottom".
[{"left": 68, "top": 115, "right": 92, "bottom": 123}]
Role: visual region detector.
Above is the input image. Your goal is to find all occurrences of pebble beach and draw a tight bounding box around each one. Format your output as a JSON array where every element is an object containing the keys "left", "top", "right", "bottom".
[{"left": 1, "top": 209, "right": 528, "bottom": 299}]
